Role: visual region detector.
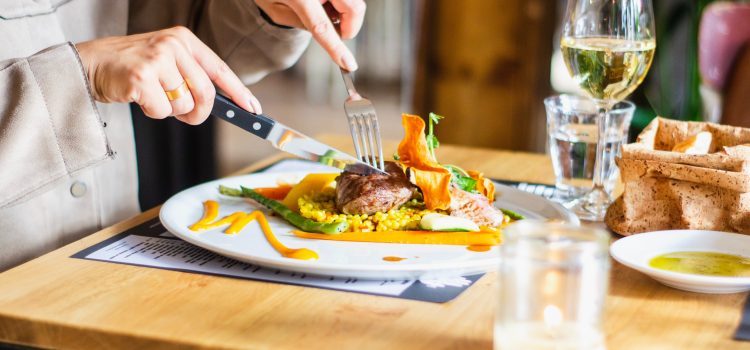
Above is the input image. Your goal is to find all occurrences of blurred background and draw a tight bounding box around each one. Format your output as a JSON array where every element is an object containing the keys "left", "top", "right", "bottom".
[{"left": 135, "top": 0, "right": 750, "bottom": 209}]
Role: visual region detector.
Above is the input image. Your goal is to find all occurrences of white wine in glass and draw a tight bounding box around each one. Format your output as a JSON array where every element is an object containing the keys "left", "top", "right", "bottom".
[
  {"left": 561, "top": 0, "right": 655, "bottom": 221},
  {"left": 561, "top": 37, "right": 655, "bottom": 102}
]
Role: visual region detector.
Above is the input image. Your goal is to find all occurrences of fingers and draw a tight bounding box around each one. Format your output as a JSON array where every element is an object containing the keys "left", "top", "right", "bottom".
[
  {"left": 166, "top": 36, "right": 216, "bottom": 125},
  {"left": 255, "top": 0, "right": 305, "bottom": 28},
  {"left": 130, "top": 64, "right": 172, "bottom": 119},
  {"left": 287, "top": 0, "right": 358, "bottom": 71},
  {"left": 168, "top": 26, "right": 262, "bottom": 115},
  {"left": 134, "top": 27, "right": 262, "bottom": 124},
  {"left": 159, "top": 60, "right": 196, "bottom": 119},
  {"left": 330, "top": 0, "right": 366, "bottom": 39},
  {"left": 127, "top": 34, "right": 187, "bottom": 120}
]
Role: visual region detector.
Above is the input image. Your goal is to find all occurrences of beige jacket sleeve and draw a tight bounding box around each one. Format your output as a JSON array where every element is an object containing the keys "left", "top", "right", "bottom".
[
  {"left": 0, "top": 43, "right": 111, "bottom": 208},
  {"left": 128, "top": 0, "right": 311, "bottom": 85}
]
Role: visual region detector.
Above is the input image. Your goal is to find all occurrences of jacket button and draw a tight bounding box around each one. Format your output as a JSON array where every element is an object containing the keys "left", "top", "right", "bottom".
[{"left": 70, "top": 181, "right": 87, "bottom": 198}]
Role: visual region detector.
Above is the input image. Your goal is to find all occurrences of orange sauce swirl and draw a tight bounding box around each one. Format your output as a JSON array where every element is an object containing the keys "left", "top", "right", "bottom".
[{"left": 190, "top": 200, "right": 318, "bottom": 261}]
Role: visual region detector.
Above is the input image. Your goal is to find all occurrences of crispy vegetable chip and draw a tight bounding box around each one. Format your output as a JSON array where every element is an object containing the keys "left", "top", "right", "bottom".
[
  {"left": 468, "top": 170, "right": 496, "bottom": 203},
  {"left": 397, "top": 114, "right": 452, "bottom": 210}
]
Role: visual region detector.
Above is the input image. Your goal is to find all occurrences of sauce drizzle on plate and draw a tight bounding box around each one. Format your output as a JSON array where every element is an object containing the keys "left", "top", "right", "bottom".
[
  {"left": 467, "top": 245, "right": 491, "bottom": 252},
  {"left": 383, "top": 256, "right": 406, "bottom": 262},
  {"left": 190, "top": 200, "right": 318, "bottom": 261}
]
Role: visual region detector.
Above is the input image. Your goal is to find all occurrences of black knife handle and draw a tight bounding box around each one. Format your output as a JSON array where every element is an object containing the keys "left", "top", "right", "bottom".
[{"left": 211, "top": 93, "right": 274, "bottom": 139}]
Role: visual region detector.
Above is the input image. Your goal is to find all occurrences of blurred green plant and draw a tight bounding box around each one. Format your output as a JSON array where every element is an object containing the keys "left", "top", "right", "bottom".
[{"left": 631, "top": 0, "right": 715, "bottom": 132}]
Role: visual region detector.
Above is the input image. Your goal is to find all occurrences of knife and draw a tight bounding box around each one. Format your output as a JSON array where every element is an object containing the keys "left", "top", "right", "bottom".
[{"left": 211, "top": 94, "right": 386, "bottom": 176}]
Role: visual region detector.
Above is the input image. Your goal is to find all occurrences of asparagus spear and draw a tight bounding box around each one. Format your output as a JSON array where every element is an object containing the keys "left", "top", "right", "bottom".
[
  {"left": 500, "top": 208, "right": 525, "bottom": 220},
  {"left": 218, "top": 185, "right": 349, "bottom": 234}
]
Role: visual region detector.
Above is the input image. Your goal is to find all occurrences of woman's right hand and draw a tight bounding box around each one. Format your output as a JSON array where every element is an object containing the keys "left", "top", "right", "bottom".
[
  {"left": 75, "top": 26, "right": 261, "bottom": 125},
  {"left": 255, "top": 0, "right": 365, "bottom": 71}
]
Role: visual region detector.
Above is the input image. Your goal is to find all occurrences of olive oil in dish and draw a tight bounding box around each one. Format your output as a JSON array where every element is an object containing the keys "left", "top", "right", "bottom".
[{"left": 648, "top": 251, "right": 750, "bottom": 277}]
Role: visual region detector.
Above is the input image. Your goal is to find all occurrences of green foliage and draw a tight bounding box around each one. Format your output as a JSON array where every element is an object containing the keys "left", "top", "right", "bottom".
[{"left": 635, "top": 0, "right": 716, "bottom": 129}]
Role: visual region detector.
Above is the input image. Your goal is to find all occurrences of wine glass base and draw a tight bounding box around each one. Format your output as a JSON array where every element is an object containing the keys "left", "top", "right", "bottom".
[{"left": 564, "top": 192, "right": 612, "bottom": 222}]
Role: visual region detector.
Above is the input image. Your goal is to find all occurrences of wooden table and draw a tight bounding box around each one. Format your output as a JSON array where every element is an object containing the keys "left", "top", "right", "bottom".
[{"left": 0, "top": 135, "right": 747, "bottom": 350}]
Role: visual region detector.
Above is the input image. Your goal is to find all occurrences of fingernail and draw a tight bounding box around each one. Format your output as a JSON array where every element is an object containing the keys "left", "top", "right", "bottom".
[
  {"left": 249, "top": 94, "right": 262, "bottom": 114},
  {"left": 341, "top": 51, "right": 358, "bottom": 72}
]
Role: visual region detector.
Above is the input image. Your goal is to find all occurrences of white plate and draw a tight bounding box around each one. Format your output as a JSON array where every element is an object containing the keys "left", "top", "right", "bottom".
[
  {"left": 160, "top": 171, "right": 578, "bottom": 279},
  {"left": 610, "top": 230, "right": 750, "bottom": 294}
]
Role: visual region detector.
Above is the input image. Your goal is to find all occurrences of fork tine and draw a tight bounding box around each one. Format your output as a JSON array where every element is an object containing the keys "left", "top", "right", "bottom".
[
  {"left": 362, "top": 114, "right": 379, "bottom": 169},
  {"left": 347, "top": 116, "right": 364, "bottom": 161},
  {"left": 369, "top": 114, "right": 385, "bottom": 170},
  {"left": 356, "top": 115, "right": 373, "bottom": 165}
]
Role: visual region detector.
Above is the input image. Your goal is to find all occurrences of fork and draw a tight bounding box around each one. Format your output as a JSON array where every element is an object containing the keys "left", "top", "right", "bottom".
[{"left": 324, "top": 3, "right": 385, "bottom": 171}]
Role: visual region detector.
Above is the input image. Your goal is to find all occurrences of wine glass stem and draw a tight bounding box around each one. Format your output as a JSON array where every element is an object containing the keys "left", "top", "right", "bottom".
[{"left": 592, "top": 107, "right": 609, "bottom": 195}]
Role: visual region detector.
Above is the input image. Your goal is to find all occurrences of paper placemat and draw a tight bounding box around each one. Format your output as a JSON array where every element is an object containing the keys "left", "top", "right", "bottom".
[{"left": 71, "top": 217, "right": 481, "bottom": 303}]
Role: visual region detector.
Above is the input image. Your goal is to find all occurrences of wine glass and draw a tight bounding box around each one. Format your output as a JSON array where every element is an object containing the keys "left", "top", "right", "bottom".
[{"left": 560, "top": 0, "right": 656, "bottom": 221}]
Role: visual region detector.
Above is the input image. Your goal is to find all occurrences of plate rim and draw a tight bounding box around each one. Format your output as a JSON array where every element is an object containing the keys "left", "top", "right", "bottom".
[{"left": 159, "top": 170, "right": 579, "bottom": 277}]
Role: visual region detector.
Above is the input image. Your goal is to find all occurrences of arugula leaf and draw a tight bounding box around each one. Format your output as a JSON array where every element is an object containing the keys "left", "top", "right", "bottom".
[
  {"left": 445, "top": 165, "right": 478, "bottom": 193},
  {"left": 454, "top": 176, "right": 478, "bottom": 193}
]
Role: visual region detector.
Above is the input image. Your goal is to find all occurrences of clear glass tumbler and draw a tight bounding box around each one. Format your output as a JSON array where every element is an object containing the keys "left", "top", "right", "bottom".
[
  {"left": 495, "top": 221, "right": 610, "bottom": 350},
  {"left": 544, "top": 95, "right": 634, "bottom": 208}
]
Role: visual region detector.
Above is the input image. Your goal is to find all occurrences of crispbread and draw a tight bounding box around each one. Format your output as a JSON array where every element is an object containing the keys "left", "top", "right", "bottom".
[{"left": 606, "top": 117, "right": 750, "bottom": 235}]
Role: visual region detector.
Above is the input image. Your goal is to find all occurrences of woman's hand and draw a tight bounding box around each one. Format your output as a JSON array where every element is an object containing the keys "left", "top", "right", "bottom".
[
  {"left": 76, "top": 26, "right": 261, "bottom": 125},
  {"left": 255, "top": 0, "right": 365, "bottom": 71}
]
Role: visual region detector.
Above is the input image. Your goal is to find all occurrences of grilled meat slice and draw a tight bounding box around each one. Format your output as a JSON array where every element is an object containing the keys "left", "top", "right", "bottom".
[
  {"left": 449, "top": 187, "right": 503, "bottom": 227},
  {"left": 335, "top": 162, "right": 419, "bottom": 215}
]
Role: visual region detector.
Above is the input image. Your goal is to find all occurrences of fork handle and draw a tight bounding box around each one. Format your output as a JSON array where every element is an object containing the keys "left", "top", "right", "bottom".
[
  {"left": 339, "top": 69, "right": 359, "bottom": 99},
  {"left": 323, "top": 2, "right": 360, "bottom": 99}
]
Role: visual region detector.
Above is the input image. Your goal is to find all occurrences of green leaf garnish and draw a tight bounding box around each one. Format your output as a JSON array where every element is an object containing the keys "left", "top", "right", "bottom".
[
  {"left": 426, "top": 112, "right": 444, "bottom": 160},
  {"left": 444, "top": 164, "right": 478, "bottom": 193}
]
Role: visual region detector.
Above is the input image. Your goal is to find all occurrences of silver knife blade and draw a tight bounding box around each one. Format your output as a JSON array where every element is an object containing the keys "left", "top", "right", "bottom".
[
  {"left": 266, "top": 122, "right": 386, "bottom": 175},
  {"left": 212, "top": 94, "right": 386, "bottom": 176}
]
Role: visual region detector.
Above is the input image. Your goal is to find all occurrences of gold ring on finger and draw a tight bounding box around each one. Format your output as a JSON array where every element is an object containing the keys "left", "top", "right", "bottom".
[{"left": 164, "top": 81, "right": 190, "bottom": 101}]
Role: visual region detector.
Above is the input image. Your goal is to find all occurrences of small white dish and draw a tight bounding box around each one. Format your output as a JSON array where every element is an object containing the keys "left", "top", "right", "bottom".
[{"left": 610, "top": 230, "right": 750, "bottom": 294}]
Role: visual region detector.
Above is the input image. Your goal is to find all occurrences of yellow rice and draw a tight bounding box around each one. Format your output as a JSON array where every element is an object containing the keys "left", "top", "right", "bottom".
[
  {"left": 298, "top": 188, "right": 514, "bottom": 232},
  {"left": 298, "top": 188, "right": 447, "bottom": 232}
]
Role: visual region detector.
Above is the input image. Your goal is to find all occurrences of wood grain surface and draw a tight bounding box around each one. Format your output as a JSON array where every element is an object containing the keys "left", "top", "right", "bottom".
[
  {"left": 0, "top": 135, "right": 746, "bottom": 350},
  {"left": 413, "top": 0, "right": 554, "bottom": 152}
]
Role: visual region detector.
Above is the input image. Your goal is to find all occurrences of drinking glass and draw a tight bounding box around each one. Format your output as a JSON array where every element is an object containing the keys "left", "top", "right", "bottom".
[
  {"left": 545, "top": 95, "right": 634, "bottom": 203},
  {"left": 495, "top": 221, "right": 611, "bottom": 350},
  {"left": 561, "top": 0, "right": 656, "bottom": 221}
]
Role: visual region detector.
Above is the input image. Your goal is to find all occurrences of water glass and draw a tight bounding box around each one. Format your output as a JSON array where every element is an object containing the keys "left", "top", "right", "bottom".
[
  {"left": 544, "top": 95, "right": 634, "bottom": 203},
  {"left": 495, "top": 221, "right": 610, "bottom": 350}
]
